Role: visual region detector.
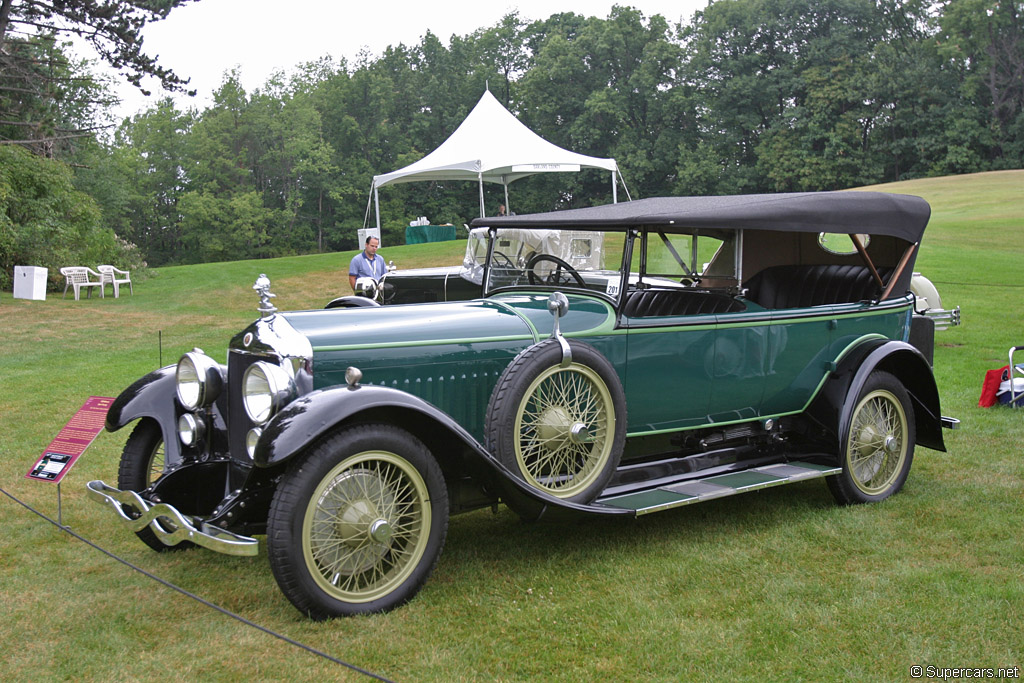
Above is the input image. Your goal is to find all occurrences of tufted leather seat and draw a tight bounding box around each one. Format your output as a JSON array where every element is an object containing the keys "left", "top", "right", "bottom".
[
  {"left": 622, "top": 289, "right": 746, "bottom": 317},
  {"left": 743, "top": 264, "right": 892, "bottom": 309}
]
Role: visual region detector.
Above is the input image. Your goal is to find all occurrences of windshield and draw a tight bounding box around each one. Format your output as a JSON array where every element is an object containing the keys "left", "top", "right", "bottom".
[
  {"left": 483, "top": 227, "right": 625, "bottom": 297},
  {"left": 480, "top": 226, "right": 741, "bottom": 299},
  {"left": 460, "top": 229, "right": 489, "bottom": 285}
]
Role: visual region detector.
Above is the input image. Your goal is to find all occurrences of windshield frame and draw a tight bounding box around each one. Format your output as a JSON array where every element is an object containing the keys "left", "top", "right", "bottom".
[{"left": 482, "top": 226, "right": 632, "bottom": 305}]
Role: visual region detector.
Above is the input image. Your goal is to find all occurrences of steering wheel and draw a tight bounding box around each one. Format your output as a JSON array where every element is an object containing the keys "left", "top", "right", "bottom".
[
  {"left": 526, "top": 254, "right": 586, "bottom": 287},
  {"left": 491, "top": 250, "right": 515, "bottom": 268}
]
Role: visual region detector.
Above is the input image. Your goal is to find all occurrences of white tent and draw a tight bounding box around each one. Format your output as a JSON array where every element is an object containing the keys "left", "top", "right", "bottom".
[{"left": 370, "top": 90, "right": 626, "bottom": 230}]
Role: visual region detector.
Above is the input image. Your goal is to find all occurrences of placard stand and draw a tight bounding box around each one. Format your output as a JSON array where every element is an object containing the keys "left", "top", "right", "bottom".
[
  {"left": 26, "top": 397, "right": 114, "bottom": 530},
  {"left": 57, "top": 482, "right": 64, "bottom": 528}
]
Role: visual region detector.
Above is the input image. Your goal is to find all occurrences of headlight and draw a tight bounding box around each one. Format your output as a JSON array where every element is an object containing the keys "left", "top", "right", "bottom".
[
  {"left": 242, "top": 361, "right": 294, "bottom": 425},
  {"left": 246, "top": 427, "right": 262, "bottom": 459},
  {"left": 354, "top": 276, "right": 378, "bottom": 300},
  {"left": 176, "top": 350, "right": 223, "bottom": 410},
  {"left": 177, "top": 413, "right": 204, "bottom": 447}
]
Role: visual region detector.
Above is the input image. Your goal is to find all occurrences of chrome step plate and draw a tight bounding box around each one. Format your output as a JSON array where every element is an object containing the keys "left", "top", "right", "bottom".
[{"left": 596, "top": 461, "right": 841, "bottom": 515}]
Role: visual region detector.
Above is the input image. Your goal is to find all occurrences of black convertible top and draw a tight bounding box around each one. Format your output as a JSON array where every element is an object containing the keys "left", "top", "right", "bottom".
[{"left": 471, "top": 191, "right": 930, "bottom": 243}]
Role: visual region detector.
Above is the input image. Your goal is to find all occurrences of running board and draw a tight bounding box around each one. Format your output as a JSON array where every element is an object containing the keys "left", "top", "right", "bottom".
[{"left": 595, "top": 461, "right": 841, "bottom": 516}]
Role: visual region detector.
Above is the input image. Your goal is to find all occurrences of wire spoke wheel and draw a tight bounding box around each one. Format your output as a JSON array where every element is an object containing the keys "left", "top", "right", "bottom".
[
  {"left": 145, "top": 440, "right": 165, "bottom": 486},
  {"left": 303, "top": 452, "right": 430, "bottom": 603},
  {"left": 828, "top": 371, "right": 915, "bottom": 505},
  {"left": 847, "top": 390, "right": 907, "bottom": 494},
  {"left": 487, "top": 339, "right": 626, "bottom": 512},
  {"left": 515, "top": 363, "right": 612, "bottom": 497},
  {"left": 268, "top": 424, "right": 448, "bottom": 619},
  {"left": 117, "top": 419, "right": 193, "bottom": 551}
]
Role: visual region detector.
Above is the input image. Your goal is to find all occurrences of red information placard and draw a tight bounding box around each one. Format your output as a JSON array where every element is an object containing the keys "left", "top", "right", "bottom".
[{"left": 26, "top": 396, "right": 114, "bottom": 484}]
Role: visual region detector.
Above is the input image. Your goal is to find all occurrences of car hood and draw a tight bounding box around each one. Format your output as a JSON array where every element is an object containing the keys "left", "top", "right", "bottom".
[{"left": 280, "top": 299, "right": 538, "bottom": 352}]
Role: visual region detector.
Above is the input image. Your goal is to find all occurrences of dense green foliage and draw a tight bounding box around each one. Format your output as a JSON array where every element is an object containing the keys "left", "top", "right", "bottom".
[
  {"left": 0, "top": 0, "right": 197, "bottom": 286},
  {"left": 0, "top": 145, "right": 146, "bottom": 289},
  {"left": 2, "top": 0, "right": 1022, "bottom": 274}
]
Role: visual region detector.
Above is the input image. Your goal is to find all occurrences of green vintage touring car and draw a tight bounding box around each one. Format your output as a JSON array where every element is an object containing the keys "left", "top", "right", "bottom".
[{"left": 88, "top": 191, "right": 956, "bottom": 620}]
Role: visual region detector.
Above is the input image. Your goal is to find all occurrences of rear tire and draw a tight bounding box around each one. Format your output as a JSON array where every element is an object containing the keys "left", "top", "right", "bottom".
[
  {"left": 828, "top": 371, "right": 915, "bottom": 505},
  {"left": 267, "top": 424, "right": 448, "bottom": 619}
]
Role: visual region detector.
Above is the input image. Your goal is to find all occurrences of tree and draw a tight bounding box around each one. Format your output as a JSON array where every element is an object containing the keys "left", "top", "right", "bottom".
[
  {"left": 938, "top": 0, "right": 1024, "bottom": 168},
  {"left": 0, "top": 143, "right": 141, "bottom": 289},
  {"left": 0, "top": 33, "right": 111, "bottom": 157},
  {"left": 114, "top": 97, "right": 193, "bottom": 264},
  {"left": 0, "top": 0, "right": 196, "bottom": 156},
  {"left": 0, "top": 0, "right": 196, "bottom": 95}
]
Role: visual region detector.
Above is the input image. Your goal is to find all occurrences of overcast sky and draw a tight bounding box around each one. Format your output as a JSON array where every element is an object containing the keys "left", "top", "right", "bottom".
[{"left": 83, "top": 0, "right": 709, "bottom": 121}]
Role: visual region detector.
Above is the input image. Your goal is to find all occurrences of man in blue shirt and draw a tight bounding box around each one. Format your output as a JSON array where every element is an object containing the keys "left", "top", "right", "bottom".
[{"left": 349, "top": 236, "right": 385, "bottom": 289}]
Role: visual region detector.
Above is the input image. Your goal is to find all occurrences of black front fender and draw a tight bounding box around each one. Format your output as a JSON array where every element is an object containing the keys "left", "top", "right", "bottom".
[
  {"left": 807, "top": 340, "right": 946, "bottom": 455},
  {"left": 252, "top": 384, "right": 463, "bottom": 468},
  {"left": 105, "top": 365, "right": 183, "bottom": 463}
]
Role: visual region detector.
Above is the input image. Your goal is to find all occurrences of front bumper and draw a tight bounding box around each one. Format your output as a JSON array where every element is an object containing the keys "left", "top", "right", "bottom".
[{"left": 86, "top": 480, "right": 259, "bottom": 556}]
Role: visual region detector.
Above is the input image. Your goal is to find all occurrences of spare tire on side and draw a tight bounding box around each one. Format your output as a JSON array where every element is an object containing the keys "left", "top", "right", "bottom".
[{"left": 485, "top": 338, "right": 626, "bottom": 507}]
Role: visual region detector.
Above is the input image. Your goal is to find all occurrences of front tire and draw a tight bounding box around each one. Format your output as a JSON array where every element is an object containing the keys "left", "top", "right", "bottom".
[
  {"left": 827, "top": 371, "right": 916, "bottom": 505},
  {"left": 267, "top": 424, "right": 448, "bottom": 619},
  {"left": 117, "top": 419, "right": 192, "bottom": 552}
]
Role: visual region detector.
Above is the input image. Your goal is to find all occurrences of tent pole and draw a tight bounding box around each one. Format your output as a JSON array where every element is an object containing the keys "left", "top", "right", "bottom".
[
  {"left": 504, "top": 182, "right": 510, "bottom": 214},
  {"left": 374, "top": 186, "right": 381, "bottom": 231},
  {"left": 612, "top": 171, "right": 617, "bottom": 204},
  {"left": 478, "top": 173, "right": 485, "bottom": 217}
]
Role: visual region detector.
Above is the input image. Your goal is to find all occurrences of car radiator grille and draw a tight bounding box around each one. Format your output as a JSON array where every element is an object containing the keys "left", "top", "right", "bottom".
[{"left": 227, "top": 349, "right": 279, "bottom": 460}]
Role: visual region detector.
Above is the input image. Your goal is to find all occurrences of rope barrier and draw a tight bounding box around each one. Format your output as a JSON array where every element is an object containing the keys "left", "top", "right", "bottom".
[
  {"left": 0, "top": 486, "right": 396, "bottom": 683},
  {"left": 927, "top": 280, "right": 1024, "bottom": 288}
]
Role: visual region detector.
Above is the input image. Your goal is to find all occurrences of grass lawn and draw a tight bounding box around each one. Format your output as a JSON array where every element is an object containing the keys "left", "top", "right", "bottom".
[{"left": 1, "top": 171, "right": 1021, "bottom": 681}]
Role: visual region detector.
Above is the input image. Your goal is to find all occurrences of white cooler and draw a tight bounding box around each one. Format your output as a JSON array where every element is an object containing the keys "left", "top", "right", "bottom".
[
  {"left": 13, "top": 266, "right": 47, "bottom": 301},
  {"left": 358, "top": 228, "right": 382, "bottom": 248}
]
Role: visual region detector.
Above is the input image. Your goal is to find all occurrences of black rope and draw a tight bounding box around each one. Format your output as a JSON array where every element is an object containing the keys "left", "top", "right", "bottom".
[
  {"left": 1, "top": 487, "right": 396, "bottom": 683},
  {"left": 927, "top": 280, "right": 1024, "bottom": 288}
]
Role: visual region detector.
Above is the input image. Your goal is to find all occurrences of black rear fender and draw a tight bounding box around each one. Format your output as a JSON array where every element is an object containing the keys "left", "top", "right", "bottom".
[{"left": 806, "top": 340, "right": 946, "bottom": 454}]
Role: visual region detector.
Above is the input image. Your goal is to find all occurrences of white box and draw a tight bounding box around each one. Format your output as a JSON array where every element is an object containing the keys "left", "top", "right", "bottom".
[
  {"left": 13, "top": 266, "right": 47, "bottom": 301},
  {"left": 358, "top": 228, "right": 382, "bottom": 248}
]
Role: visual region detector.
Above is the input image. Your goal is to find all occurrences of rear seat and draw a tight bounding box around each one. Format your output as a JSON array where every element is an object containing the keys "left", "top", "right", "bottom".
[
  {"left": 743, "top": 264, "right": 892, "bottom": 309},
  {"left": 622, "top": 289, "right": 746, "bottom": 317}
]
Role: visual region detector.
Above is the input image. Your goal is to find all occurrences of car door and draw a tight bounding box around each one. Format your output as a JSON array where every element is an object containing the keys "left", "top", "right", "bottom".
[
  {"left": 623, "top": 311, "right": 717, "bottom": 433},
  {"left": 758, "top": 305, "right": 836, "bottom": 416}
]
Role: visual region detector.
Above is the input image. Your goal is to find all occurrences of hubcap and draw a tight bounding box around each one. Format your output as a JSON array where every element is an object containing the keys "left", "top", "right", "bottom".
[
  {"left": 336, "top": 498, "right": 392, "bottom": 548},
  {"left": 847, "top": 389, "right": 907, "bottom": 495},
  {"left": 303, "top": 452, "right": 431, "bottom": 603},
  {"left": 514, "top": 363, "right": 613, "bottom": 497},
  {"left": 369, "top": 518, "right": 393, "bottom": 544},
  {"left": 536, "top": 406, "right": 572, "bottom": 449}
]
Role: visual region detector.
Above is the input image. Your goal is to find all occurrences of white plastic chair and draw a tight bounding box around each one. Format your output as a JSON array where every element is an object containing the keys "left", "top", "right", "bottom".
[
  {"left": 97, "top": 265, "right": 133, "bottom": 298},
  {"left": 1008, "top": 346, "right": 1024, "bottom": 408},
  {"left": 60, "top": 267, "right": 105, "bottom": 300}
]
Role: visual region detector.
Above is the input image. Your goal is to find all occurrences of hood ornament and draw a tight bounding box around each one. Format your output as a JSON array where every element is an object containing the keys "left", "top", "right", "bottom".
[{"left": 253, "top": 274, "right": 277, "bottom": 319}]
